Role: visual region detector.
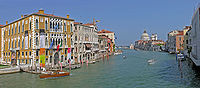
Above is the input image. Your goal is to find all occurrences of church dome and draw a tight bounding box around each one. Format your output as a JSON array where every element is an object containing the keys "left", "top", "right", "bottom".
[{"left": 141, "top": 30, "right": 150, "bottom": 41}]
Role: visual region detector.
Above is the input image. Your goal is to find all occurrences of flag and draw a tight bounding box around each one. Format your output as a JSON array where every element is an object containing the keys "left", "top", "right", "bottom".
[
  {"left": 56, "top": 40, "right": 62, "bottom": 51},
  {"left": 49, "top": 40, "right": 54, "bottom": 49},
  {"left": 68, "top": 48, "right": 71, "bottom": 53},
  {"left": 57, "top": 44, "right": 60, "bottom": 51}
]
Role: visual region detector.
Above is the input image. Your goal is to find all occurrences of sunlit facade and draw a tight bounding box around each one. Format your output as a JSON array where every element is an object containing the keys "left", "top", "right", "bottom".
[{"left": 1, "top": 10, "right": 74, "bottom": 67}]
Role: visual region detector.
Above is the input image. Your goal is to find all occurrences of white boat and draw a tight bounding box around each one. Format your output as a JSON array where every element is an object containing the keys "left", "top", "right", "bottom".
[
  {"left": 114, "top": 52, "right": 122, "bottom": 55},
  {"left": 122, "top": 56, "right": 127, "bottom": 59},
  {"left": 147, "top": 59, "right": 156, "bottom": 64},
  {"left": 177, "top": 53, "right": 185, "bottom": 61}
]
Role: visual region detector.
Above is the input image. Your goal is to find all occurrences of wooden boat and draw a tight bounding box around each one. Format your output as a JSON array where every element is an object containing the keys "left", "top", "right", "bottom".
[{"left": 39, "top": 71, "right": 70, "bottom": 79}]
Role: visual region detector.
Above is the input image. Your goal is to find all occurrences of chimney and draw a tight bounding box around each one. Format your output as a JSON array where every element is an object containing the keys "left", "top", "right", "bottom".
[
  {"left": 21, "top": 15, "right": 23, "bottom": 18},
  {"left": 6, "top": 21, "right": 8, "bottom": 25},
  {"left": 67, "top": 15, "right": 69, "bottom": 18},
  {"left": 39, "top": 9, "right": 44, "bottom": 14}
]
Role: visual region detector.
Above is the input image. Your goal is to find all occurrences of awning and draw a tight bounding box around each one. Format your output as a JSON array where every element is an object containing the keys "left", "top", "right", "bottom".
[{"left": 85, "top": 44, "right": 91, "bottom": 48}]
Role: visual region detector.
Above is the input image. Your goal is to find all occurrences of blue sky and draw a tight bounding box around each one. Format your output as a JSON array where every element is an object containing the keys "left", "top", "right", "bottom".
[{"left": 0, "top": 0, "right": 199, "bottom": 46}]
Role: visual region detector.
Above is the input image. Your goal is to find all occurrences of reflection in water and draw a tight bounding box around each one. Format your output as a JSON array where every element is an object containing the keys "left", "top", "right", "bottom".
[
  {"left": 177, "top": 60, "right": 183, "bottom": 78},
  {"left": 1, "top": 50, "right": 200, "bottom": 88}
]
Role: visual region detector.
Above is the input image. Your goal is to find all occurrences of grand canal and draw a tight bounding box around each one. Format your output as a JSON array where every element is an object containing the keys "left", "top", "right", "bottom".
[{"left": 1, "top": 49, "right": 200, "bottom": 88}]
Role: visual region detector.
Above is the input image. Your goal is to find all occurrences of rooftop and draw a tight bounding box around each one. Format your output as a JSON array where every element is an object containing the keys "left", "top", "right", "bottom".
[
  {"left": 0, "top": 25, "right": 4, "bottom": 27},
  {"left": 98, "top": 29, "right": 114, "bottom": 33},
  {"left": 2, "top": 10, "right": 74, "bottom": 27}
]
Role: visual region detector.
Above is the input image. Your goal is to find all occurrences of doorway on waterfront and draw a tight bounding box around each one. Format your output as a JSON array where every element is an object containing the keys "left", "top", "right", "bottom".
[{"left": 54, "top": 52, "right": 59, "bottom": 65}]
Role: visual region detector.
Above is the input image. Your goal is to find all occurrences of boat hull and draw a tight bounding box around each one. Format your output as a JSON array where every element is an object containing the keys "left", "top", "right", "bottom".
[{"left": 39, "top": 72, "right": 70, "bottom": 79}]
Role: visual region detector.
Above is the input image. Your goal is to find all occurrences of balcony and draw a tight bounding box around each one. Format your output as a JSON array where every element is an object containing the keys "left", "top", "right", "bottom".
[{"left": 85, "top": 50, "right": 91, "bottom": 53}]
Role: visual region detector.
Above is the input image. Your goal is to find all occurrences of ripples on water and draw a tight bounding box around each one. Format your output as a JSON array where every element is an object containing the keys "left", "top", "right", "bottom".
[{"left": 1, "top": 49, "right": 200, "bottom": 88}]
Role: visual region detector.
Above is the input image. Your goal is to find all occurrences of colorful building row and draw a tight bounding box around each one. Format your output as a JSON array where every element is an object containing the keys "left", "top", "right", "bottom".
[{"left": 0, "top": 9, "right": 116, "bottom": 66}]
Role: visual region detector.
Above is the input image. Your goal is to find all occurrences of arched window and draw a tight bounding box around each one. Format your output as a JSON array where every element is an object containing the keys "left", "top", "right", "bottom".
[
  {"left": 53, "top": 39, "right": 55, "bottom": 46},
  {"left": 12, "top": 41, "right": 13, "bottom": 49},
  {"left": 64, "top": 23, "right": 66, "bottom": 31},
  {"left": 58, "top": 39, "right": 60, "bottom": 44},
  {"left": 12, "top": 26, "right": 13, "bottom": 35},
  {"left": 53, "top": 22, "right": 55, "bottom": 30},
  {"left": 15, "top": 40, "right": 17, "bottom": 48},
  {"left": 9, "top": 26, "right": 10, "bottom": 35},
  {"left": 29, "top": 38, "right": 31, "bottom": 48},
  {"left": 45, "top": 20, "right": 48, "bottom": 30},
  {"left": 22, "top": 39, "right": 24, "bottom": 49},
  {"left": 70, "top": 24, "right": 73, "bottom": 32},
  {"left": 58, "top": 23, "right": 60, "bottom": 29},
  {"left": 50, "top": 22, "right": 52, "bottom": 29},
  {"left": 22, "top": 23, "right": 24, "bottom": 32},
  {"left": 8, "top": 41, "right": 10, "bottom": 49},
  {"left": 36, "top": 19, "right": 39, "bottom": 29},
  {"left": 18, "top": 23, "right": 20, "bottom": 33},
  {"left": 18, "top": 40, "right": 20, "bottom": 48},
  {"left": 29, "top": 20, "right": 31, "bottom": 30},
  {"left": 15, "top": 25, "right": 17, "bottom": 34},
  {"left": 45, "top": 38, "right": 48, "bottom": 46},
  {"left": 56, "top": 39, "right": 58, "bottom": 45},
  {"left": 36, "top": 37, "right": 38, "bottom": 46}
]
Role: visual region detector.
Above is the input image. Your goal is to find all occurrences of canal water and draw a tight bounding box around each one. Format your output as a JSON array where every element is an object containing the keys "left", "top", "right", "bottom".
[{"left": 1, "top": 49, "right": 200, "bottom": 88}]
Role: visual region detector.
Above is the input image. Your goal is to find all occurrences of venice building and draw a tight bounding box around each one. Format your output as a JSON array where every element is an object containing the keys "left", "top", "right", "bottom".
[
  {"left": 0, "top": 9, "right": 74, "bottom": 67},
  {"left": 98, "top": 29, "right": 115, "bottom": 53},
  {"left": 141, "top": 30, "right": 150, "bottom": 41},
  {"left": 189, "top": 6, "right": 200, "bottom": 66},
  {"left": 73, "top": 22, "right": 99, "bottom": 64}
]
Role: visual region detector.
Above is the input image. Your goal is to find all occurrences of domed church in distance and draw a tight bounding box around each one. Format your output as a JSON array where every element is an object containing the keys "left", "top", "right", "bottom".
[{"left": 141, "top": 30, "right": 150, "bottom": 41}]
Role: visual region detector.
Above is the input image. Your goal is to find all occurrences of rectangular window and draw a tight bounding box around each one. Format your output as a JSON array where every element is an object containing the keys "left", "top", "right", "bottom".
[
  {"left": 64, "top": 23, "right": 66, "bottom": 31},
  {"left": 70, "top": 24, "right": 73, "bottom": 32},
  {"left": 9, "top": 26, "right": 10, "bottom": 35},
  {"left": 29, "top": 19, "right": 31, "bottom": 30},
  {"left": 26, "top": 52, "right": 27, "bottom": 56},
  {"left": 65, "top": 49, "right": 67, "bottom": 54},
  {"left": 36, "top": 50, "right": 39, "bottom": 56},
  {"left": 45, "top": 20, "right": 48, "bottom": 30},
  {"left": 46, "top": 50, "right": 48, "bottom": 56},
  {"left": 22, "top": 39, "right": 24, "bottom": 49},
  {"left": 36, "top": 19, "right": 39, "bottom": 29},
  {"left": 22, "top": 22, "right": 24, "bottom": 32},
  {"left": 12, "top": 26, "right": 13, "bottom": 35},
  {"left": 29, "top": 51, "right": 31, "bottom": 56},
  {"left": 18, "top": 23, "right": 20, "bottom": 33},
  {"left": 22, "top": 52, "right": 24, "bottom": 56},
  {"left": 15, "top": 24, "right": 17, "bottom": 34},
  {"left": 29, "top": 38, "right": 31, "bottom": 48}
]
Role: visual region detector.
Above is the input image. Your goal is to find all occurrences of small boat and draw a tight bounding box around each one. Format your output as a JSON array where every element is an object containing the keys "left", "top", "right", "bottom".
[
  {"left": 39, "top": 71, "right": 70, "bottom": 79},
  {"left": 147, "top": 59, "right": 156, "bottom": 64},
  {"left": 88, "top": 60, "right": 96, "bottom": 64},
  {"left": 177, "top": 53, "right": 185, "bottom": 61},
  {"left": 123, "top": 56, "right": 127, "bottom": 59}
]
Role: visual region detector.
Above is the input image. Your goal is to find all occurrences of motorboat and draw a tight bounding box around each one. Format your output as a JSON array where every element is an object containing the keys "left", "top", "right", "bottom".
[
  {"left": 122, "top": 56, "right": 127, "bottom": 59},
  {"left": 88, "top": 60, "right": 96, "bottom": 64},
  {"left": 39, "top": 70, "right": 70, "bottom": 79},
  {"left": 147, "top": 59, "right": 156, "bottom": 64},
  {"left": 177, "top": 53, "right": 185, "bottom": 61}
]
